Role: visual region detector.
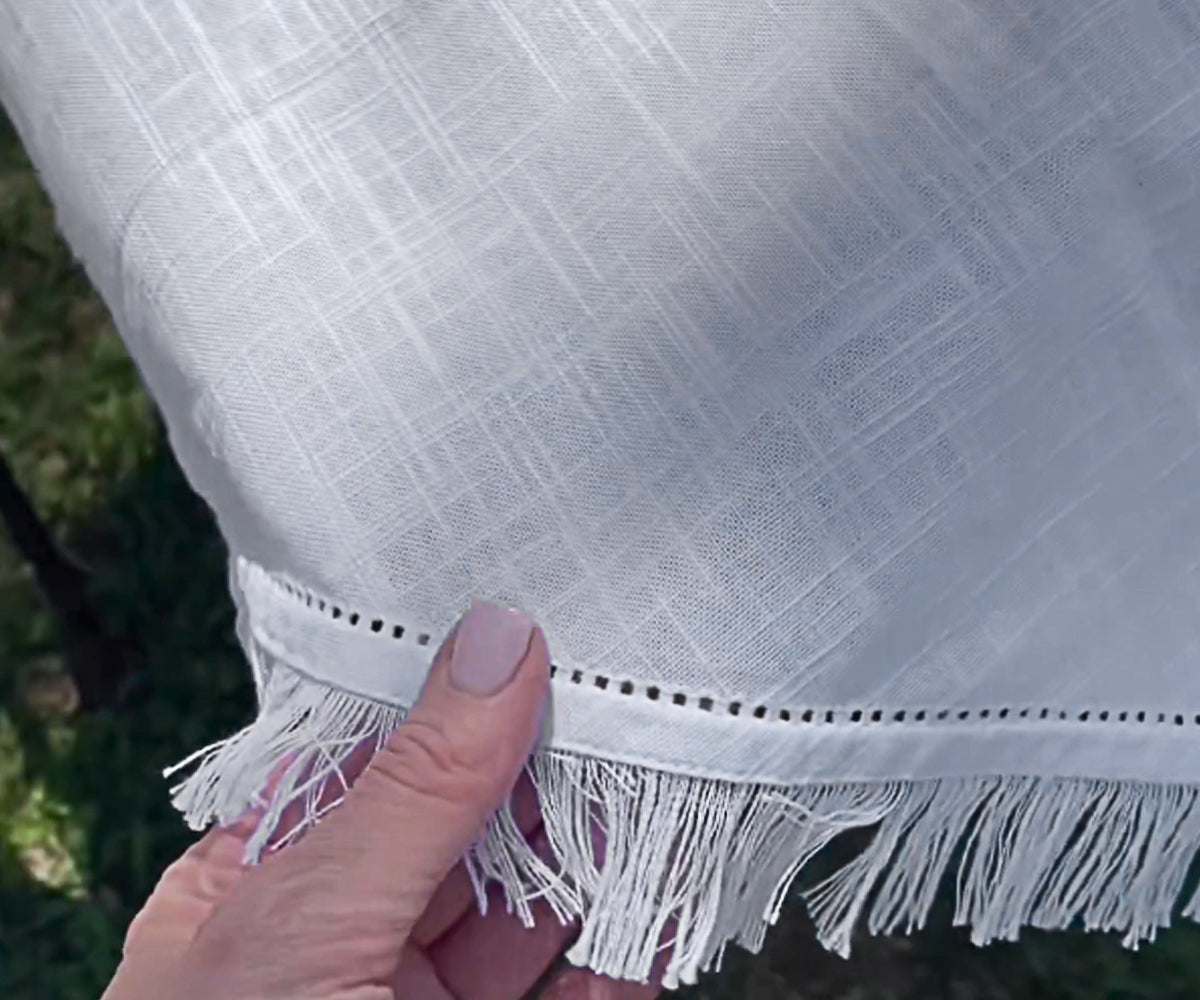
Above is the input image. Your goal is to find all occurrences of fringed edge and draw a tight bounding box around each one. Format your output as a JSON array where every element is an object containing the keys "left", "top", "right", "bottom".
[
  {"left": 163, "top": 646, "right": 408, "bottom": 862},
  {"left": 164, "top": 658, "right": 1200, "bottom": 990}
]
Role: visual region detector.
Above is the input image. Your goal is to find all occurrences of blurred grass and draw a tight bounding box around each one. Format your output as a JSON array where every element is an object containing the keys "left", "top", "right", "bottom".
[
  {"left": 2, "top": 105, "right": 1200, "bottom": 999},
  {"left": 0, "top": 108, "right": 255, "bottom": 998}
]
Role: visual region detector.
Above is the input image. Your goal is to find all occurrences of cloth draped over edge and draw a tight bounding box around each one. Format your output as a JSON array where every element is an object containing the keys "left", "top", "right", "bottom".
[{"left": 4, "top": 0, "right": 1200, "bottom": 987}]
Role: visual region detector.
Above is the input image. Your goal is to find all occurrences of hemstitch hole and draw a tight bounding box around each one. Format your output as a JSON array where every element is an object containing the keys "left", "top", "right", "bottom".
[{"left": 266, "top": 574, "right": 1200, "bottom": 731}]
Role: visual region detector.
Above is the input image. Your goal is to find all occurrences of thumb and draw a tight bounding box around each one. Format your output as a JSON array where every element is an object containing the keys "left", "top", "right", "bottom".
[{"left": 179, "top": 600, "right": 551, "bottom": 997}]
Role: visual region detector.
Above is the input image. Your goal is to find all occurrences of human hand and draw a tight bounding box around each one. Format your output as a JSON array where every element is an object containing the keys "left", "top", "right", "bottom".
[{"left": 101, "top": 600, "right": 664, "bottom": 1000}]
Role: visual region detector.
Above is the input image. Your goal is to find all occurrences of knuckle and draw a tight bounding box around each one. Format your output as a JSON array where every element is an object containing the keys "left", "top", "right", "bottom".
[
  {"left": 370, "top": 719, "right": 494, "bottom": 806},
  {"left": 121, "top": 910, "right": 151, "bottom": 955}
]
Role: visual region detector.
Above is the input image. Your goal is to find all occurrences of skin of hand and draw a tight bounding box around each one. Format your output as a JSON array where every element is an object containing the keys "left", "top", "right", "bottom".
[{"left": 100, "top": 600, "right": 666, "bottom": 1000}]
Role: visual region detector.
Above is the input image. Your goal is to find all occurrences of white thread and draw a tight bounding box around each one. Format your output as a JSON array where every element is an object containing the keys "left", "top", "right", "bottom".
[{"left": 164, "top": 645, "right": 1200, "bottom": 989}]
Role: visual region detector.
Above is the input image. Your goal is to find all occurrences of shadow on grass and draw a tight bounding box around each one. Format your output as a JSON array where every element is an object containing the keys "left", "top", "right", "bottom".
[
  {"left": 0, "top": 432, "right": 254, "bottom": 1000},
  {"left": 686, "top": 838, "right": 1200, "bottom": 1000}
]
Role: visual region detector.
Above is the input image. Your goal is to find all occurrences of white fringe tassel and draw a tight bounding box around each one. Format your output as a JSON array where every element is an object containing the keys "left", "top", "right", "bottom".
[{"left": 165, "top": 661, "right": 1200, "bottom": 990}]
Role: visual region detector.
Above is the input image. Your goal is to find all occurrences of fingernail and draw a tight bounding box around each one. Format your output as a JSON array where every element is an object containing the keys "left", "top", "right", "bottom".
[{"left": 449, "top": 599, "right": 536, "bottom": 696}]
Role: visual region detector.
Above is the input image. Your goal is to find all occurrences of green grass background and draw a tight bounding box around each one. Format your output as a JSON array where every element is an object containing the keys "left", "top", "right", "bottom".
[{"left": 2, "top": 106, "right": 1200, "bottom": 999}]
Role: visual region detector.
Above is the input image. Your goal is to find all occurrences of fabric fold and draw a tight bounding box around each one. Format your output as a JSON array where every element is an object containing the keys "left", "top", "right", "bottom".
[{"left": 5, "top": 0, "right": 1200, "bottom": 984}]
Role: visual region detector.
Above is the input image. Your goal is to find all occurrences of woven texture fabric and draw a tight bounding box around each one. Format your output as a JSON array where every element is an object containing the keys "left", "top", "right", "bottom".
[
  {"left": 5, "top": 0, "right": 1200, "bottom": 983},
  {"left": 4, "top": 0, "right": 1200, "bottom": 781}
]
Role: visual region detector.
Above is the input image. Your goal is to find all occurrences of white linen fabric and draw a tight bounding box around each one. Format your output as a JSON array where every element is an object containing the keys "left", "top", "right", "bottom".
[{"left": 4, "top": 0, "right": 1200, "bottom": 987}]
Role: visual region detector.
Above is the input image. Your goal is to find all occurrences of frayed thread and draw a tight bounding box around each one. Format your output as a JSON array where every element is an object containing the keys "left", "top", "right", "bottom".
[
  {"left": 165, "top": 655, "right": 1200, "bottom": 990},
  {"left": 163, "top": 648, "right": 407, "bottom": 861}
]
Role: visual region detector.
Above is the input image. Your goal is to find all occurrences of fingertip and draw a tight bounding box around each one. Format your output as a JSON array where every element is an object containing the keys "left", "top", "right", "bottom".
[
  {"left": 512, "top": 623, "right": 552, "bottom": 711},
  {"left": 421, "top": 613, "right": 550, "bottom": 738},
  {"left": 529, "top": 623, "right": 552, "bottom": 678}
]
